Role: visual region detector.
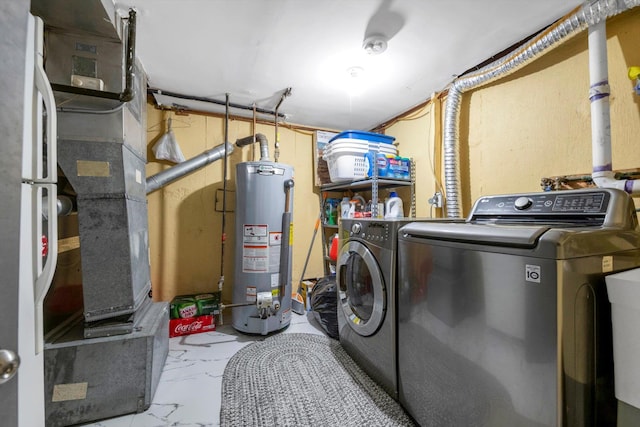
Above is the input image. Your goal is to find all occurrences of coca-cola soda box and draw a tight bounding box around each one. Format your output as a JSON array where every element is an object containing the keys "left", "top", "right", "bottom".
[{"left": 169, "top": 314, "right": 216, "bottom": 338}]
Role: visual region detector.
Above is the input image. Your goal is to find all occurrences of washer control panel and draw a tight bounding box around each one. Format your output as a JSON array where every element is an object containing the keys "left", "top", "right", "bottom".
[{"left": 471, "top": 190, "right": 610, "bottom": 216}]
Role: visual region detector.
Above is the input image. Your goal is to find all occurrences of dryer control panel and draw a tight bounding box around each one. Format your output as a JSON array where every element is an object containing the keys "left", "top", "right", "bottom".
[{"left": 350, "top": 221, "right": 390, "bottom": 243}]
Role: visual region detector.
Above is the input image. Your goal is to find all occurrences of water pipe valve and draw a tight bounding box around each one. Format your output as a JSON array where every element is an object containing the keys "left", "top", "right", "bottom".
[{"left": 629, "top": 66, "right": 640, "bottom": 96}]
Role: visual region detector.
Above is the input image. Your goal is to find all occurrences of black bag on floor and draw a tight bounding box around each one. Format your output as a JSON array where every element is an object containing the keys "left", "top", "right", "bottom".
[{"left": 311, "top": 275, "right": 338, "bottom": 339}]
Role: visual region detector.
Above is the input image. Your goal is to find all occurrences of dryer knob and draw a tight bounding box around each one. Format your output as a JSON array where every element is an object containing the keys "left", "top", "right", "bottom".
[{"left": 351, "top": 223, "right": 362, "bottom": 234}]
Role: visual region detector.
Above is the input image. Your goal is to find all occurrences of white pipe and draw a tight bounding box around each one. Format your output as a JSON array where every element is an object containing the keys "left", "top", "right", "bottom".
[
  {"left": 589, "top": 20, "right": 612, "bottom": 178},
  {"left": 588, "top": 18, "right": 640, "bottom": 193},
  {"left": 442, "top": 0, "right": 640, "bottom": 217}
]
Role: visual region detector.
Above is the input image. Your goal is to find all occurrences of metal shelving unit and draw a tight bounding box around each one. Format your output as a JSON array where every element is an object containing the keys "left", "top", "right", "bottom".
[{"left": 318, "top": 160, "right": 415, "bottom": 276}]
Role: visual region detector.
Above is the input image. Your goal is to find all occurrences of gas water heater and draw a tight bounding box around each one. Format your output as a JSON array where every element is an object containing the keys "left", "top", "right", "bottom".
[{"left": 232, "top": 136, "right": 294, "bottom": 335}]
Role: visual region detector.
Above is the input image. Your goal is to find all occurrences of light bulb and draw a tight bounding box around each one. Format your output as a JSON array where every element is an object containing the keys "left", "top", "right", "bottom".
[{"left": 363, "top": 35, "right": 388, "bottom": 55}]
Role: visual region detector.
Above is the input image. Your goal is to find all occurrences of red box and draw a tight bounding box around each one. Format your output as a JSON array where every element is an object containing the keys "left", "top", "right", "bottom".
[{"left": 169, "top": 314, "right": 216, "bottom": 337}]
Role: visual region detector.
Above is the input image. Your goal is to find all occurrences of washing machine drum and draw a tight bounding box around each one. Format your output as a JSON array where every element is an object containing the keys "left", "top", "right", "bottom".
[{"left": 337, "top": 241, "right": 386, "bottom": 337}]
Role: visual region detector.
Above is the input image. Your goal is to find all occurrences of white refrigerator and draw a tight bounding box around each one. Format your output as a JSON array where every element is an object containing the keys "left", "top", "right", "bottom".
[{"left": 0, "top": 6, "right": 57, "bottom": 426}]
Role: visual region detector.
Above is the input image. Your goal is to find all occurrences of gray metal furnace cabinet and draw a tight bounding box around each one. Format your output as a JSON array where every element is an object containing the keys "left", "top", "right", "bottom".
[{"left": 43, "top": 302, "right": 169, "bottom": 426}]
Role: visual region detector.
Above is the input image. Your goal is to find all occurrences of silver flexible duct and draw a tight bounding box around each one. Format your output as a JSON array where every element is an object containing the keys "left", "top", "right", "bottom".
[
  {"left": 442, "top": 0, "right": 640, "bottom": 218},
  {"left": 146, "top": 142, "right": 234, "bottom": 194}
]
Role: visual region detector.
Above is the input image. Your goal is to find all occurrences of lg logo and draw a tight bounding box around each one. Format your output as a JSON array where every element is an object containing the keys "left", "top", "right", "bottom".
[{"left": 526, "top": 265, "right": 541, "bottom": 283}]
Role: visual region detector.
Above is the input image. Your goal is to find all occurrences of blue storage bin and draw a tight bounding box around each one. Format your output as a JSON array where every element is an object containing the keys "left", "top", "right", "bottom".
[{"left": 329, "top": 130, "right": 395, "bottom": 145}]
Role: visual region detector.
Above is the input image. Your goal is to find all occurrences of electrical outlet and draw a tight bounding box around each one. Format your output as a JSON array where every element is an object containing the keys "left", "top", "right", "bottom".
[{"left": 428, "top": 192, "right": 443, "bottom": 208}]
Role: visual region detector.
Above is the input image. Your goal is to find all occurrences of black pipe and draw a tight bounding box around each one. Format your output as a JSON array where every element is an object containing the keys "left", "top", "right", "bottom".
[
  {"left": 218, "top": 94, "right": 231, "bottom": 293},
  {"left": 273, "top": 88, "right": 291, "bottom": 163},
  {"left": 119, "top": 8, "right": 137, "bottom": 102},
  {"left": 148, "top": 88, "right": 287, "bottom": 118},
  {"left": 275, "top": 87, "right": 292, "bottom": 111},
  {"left": 50, "top": 9, "right": 137, "bottom": 103}
]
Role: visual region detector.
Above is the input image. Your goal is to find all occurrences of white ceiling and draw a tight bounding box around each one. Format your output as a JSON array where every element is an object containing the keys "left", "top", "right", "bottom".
[{"left": 115, "top": 0, "right": 583, "bottom": 131}]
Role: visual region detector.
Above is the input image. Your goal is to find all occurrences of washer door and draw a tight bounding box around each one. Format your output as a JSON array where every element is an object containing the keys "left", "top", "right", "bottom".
[{"left": 337, "top": 240, "right": 386, "bottom": 337}]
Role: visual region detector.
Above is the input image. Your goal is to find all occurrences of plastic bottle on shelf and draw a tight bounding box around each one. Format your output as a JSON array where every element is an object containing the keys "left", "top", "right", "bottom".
[
  {"left": 377, "top": 154, "right": 390, "bottom": 177},
  {"left": 351, "top": 193, "right": 366, "bottom": 208},
  {"left": 340, "top": 197, "right": 351, "bottom": 218},
  {"left": 348, "top": 201, "right": 357, "bottom": 218},
  {"left": 329, "top": 233, "right": 339, "bottom": 261},
  {"left": 384, "top": 191, "right": 404, "bottom": 218},
  {"left": 364, "top": 200, "right": 372, "bottom": 218},
  {"left": 324, "top": 198, "right": 336, "bottom": 225},
  {"left": 351, "top": 193, "right": 365, "bottom": 217}
]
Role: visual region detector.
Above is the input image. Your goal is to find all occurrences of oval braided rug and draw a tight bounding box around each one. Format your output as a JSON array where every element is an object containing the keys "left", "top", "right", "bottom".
[{"left": 220, "top": 333, "right": 414, "bottom": 426}]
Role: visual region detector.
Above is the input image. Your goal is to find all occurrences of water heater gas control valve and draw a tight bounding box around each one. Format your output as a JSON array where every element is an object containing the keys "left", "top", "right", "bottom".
[{"left": 256, "top": 292, "right": 273, "bottom": 309}]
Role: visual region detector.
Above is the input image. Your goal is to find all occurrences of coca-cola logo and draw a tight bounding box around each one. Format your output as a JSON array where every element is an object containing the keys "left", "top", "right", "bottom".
[{"left": 175, "top": 321, "right": 204, "bottom": 334}]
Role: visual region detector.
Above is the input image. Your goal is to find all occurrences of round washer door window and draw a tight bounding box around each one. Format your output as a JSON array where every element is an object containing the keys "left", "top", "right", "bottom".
[{"left": 337, "top": 240, "right": 386, "bottom": 337}]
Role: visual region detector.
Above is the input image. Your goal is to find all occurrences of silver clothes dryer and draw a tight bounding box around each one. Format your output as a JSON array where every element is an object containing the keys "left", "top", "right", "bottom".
[{"left": 337, "top": 217, "right": 452, "bottom": 400}]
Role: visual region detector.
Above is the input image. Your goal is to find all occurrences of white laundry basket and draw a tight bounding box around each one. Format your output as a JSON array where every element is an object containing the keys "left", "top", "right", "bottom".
[{"left": 323, "top": 149, "right": 368, "bottom": 182}]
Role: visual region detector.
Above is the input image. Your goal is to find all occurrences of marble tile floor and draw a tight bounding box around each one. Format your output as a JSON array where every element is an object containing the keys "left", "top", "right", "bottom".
[{"left": 82, "top": 311, "right": 326, "bottom": 427}]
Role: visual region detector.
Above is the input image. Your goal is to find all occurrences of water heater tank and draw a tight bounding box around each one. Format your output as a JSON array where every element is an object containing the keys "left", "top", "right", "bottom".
[{"left": 232, "top": 161, "right": 294, "bottom": 334}]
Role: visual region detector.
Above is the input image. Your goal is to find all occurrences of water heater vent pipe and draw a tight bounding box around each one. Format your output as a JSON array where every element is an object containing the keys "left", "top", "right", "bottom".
[
  {"left": 145, "top": 142, "right": 234, "bottom": 194},
  {"left": 236, "top": 133, "right": 270, "bottom": 161}
]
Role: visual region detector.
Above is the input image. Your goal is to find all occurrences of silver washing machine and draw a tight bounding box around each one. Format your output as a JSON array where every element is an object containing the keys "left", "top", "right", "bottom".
[
  {"left": 337, "top": 217, "right": 452, "bottom": 400},
  {"left": 397, "top": 188, "right": 640, "bottom": 427}
]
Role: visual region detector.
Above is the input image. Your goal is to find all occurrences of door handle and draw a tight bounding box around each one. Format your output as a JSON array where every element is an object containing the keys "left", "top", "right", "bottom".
[{"left": 0, "top": 349, "right": 20, "bottom": 384}]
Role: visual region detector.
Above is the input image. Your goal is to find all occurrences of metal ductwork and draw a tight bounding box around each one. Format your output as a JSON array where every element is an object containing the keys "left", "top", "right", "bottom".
[
  {"left": 442, "top": 0, "right": 640, "bottom": 218},
  {"left": 49, "top": 5, "right": 150, "bottom": 328},
  {"left": 146, "top": 142, "right": 235, "bottom": 194},
  {"left": 146, "top": 133, "right": 275, "bottom": 194},
  {"left": 37, "top": 3, "right": 170, "bottom": 425},
  {"left": 31, "top": 0, "right": 123, "bottom": 40},
  {"left": 236, "top": 133, "right": 270, "bottom": 161}
]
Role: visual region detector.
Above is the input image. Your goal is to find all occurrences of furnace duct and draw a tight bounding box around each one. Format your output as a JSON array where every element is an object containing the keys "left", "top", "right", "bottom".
[{"left": 442, "top": 0, "right": 640, "bottom": 218}]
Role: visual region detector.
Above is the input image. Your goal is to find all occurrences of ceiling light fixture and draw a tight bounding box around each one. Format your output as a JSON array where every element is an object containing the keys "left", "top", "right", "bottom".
[
  {"left": 345, "top": 66, "right": 366, "bottom": 96},
  {"left": 347, "top": 66, "right": 365, "bottom": 78},
  {"left": 363, "top": 34, "right": 388, "bottom": 55}
]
